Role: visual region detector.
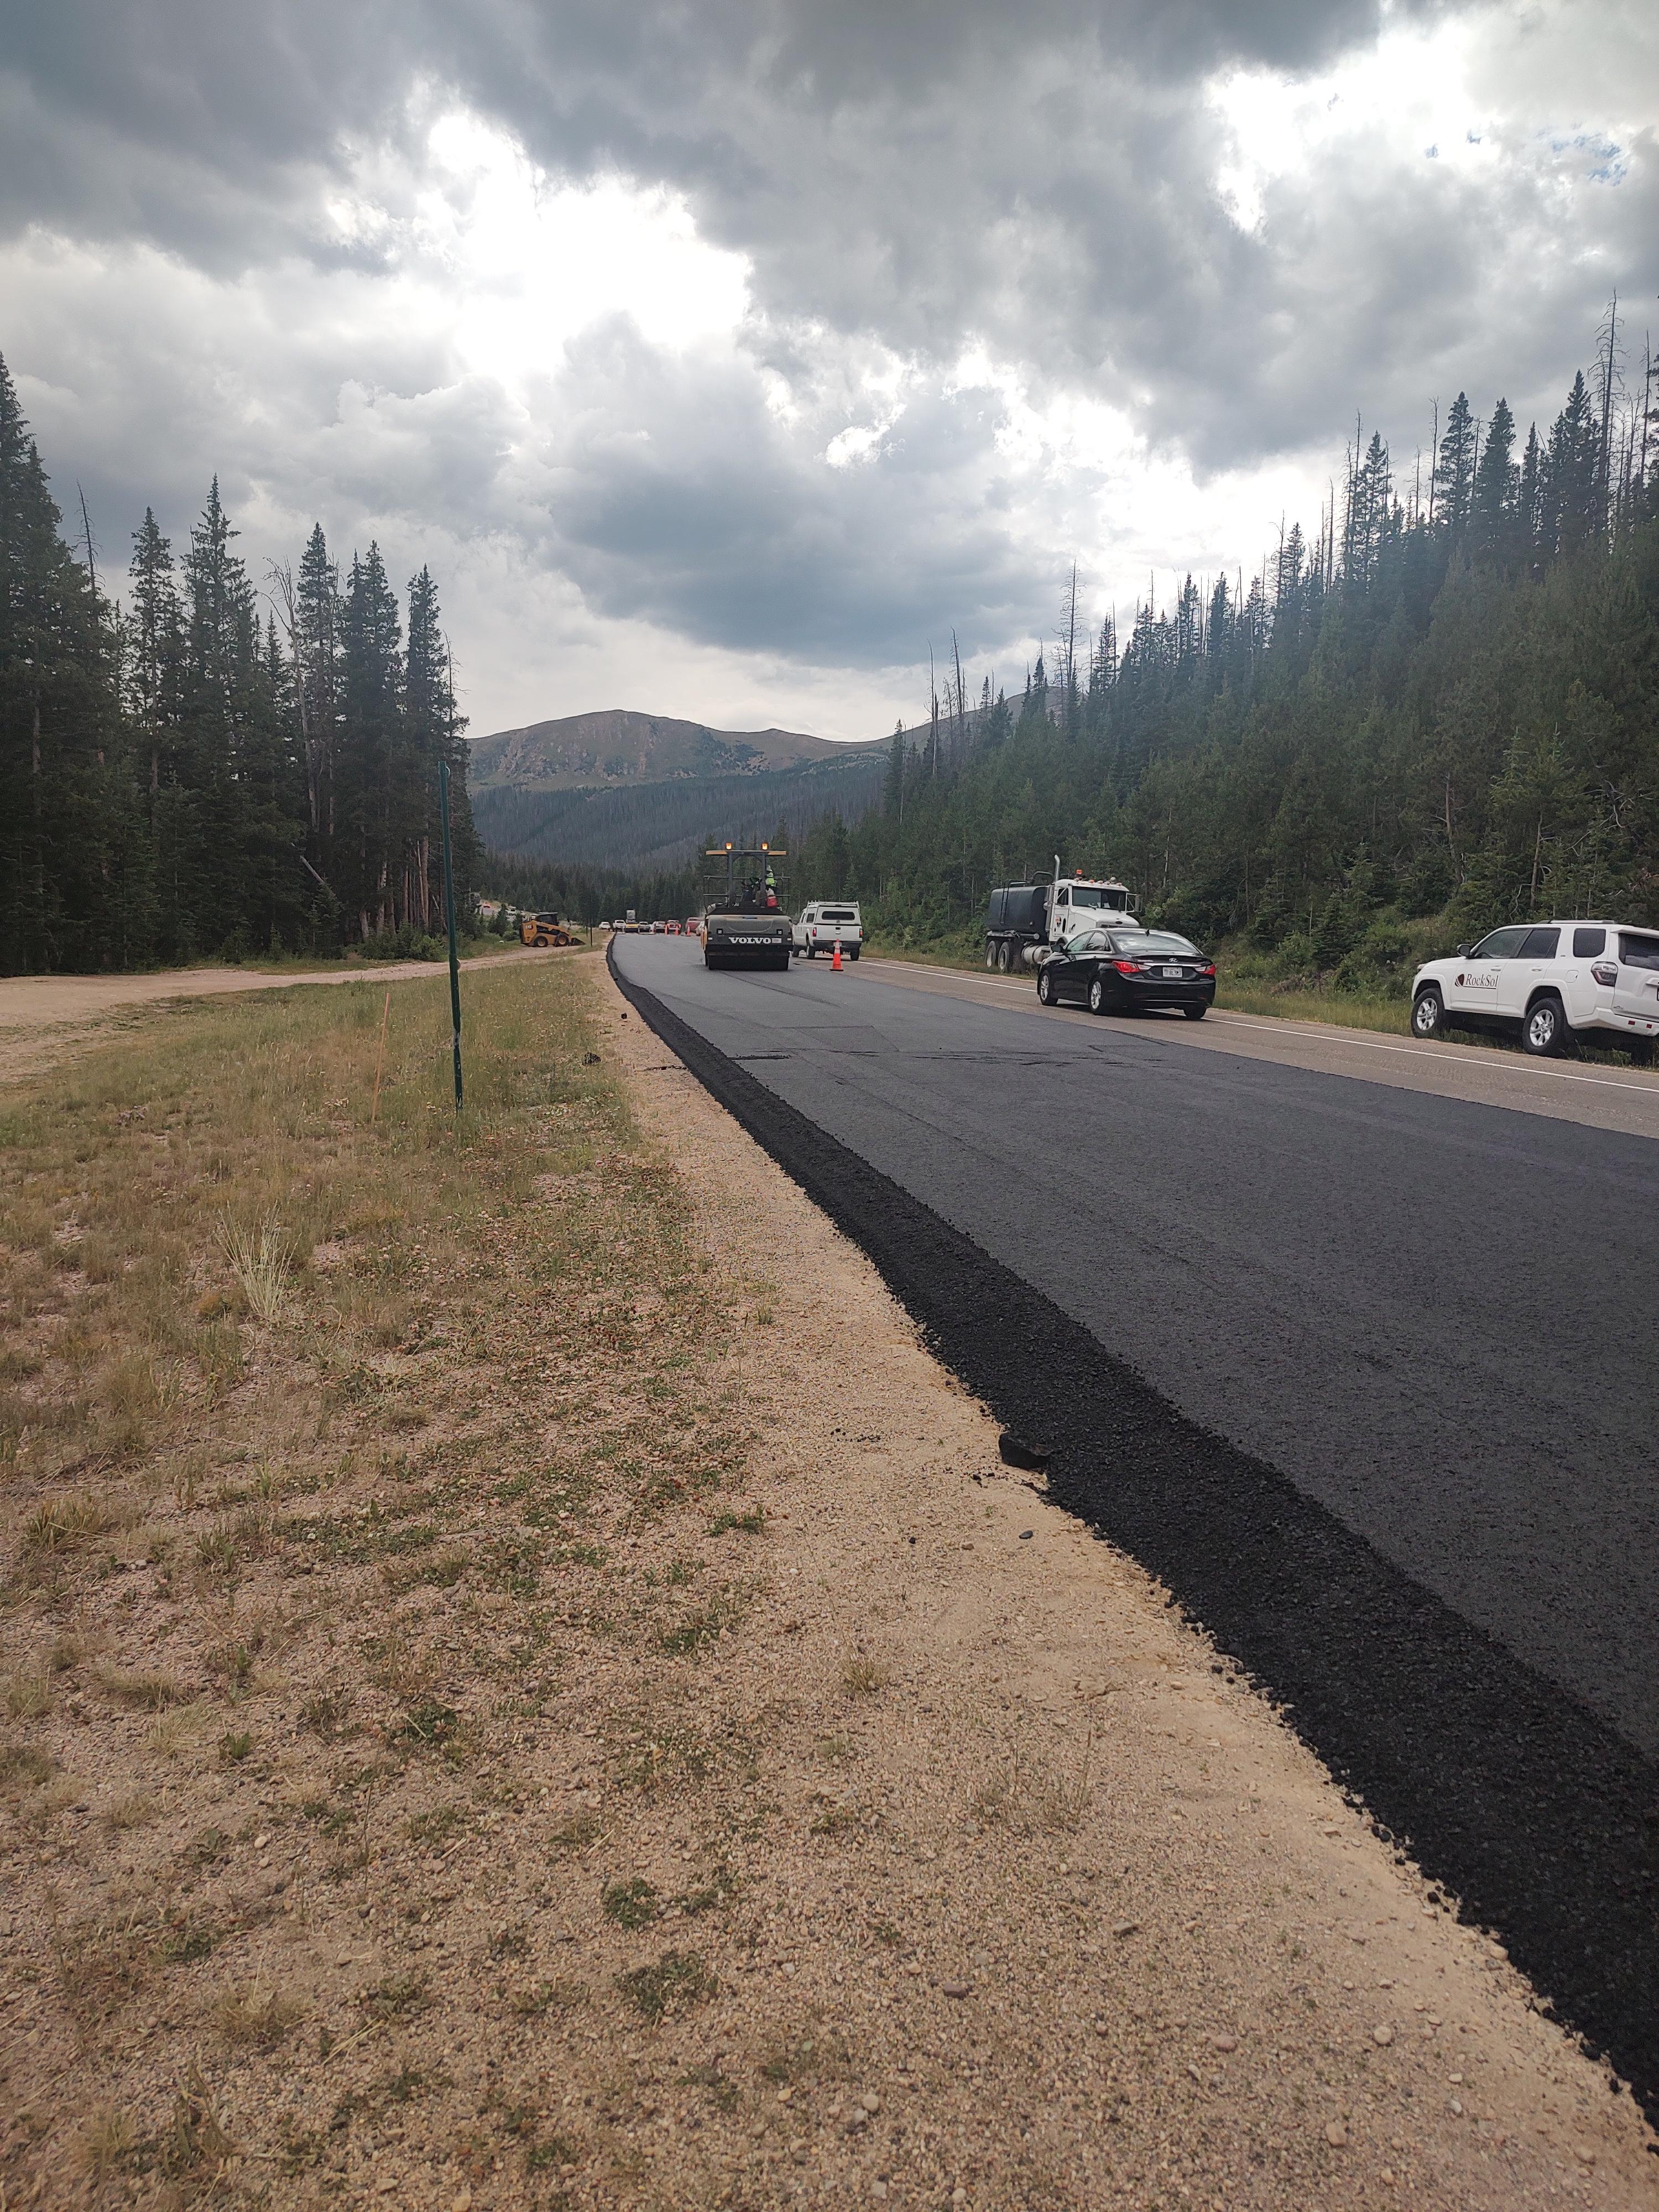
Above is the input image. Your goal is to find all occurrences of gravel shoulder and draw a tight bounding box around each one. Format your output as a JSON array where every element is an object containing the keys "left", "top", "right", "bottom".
[{"left": 600, "top": 966, "right": 1658, "bottom": 2208}]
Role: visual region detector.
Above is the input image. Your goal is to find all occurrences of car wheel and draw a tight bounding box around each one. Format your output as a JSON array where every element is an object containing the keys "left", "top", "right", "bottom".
[
  {"left": 848, "top": 947, "right": 859, "bottom": 961},
  {"left": 997, "top": 940, "right": 1013, "bottom": 972},
  {"left": 1182, "top": 1003, "right": 1208, "bottom": 1021},
  {"left": 1036, "top": 966, "right": 1056, "bottom": 1006},
  {"left": 1522, "top": 994, "right": 1567, "bottom": 1057},
  {"left": 985, "top": 941, "right": 998, "bottom": 969},
  {"left": 1087, "top": 975, "right": 1108, "bottom": 1015},
  {"left": 1411, "top": 987, "right": 1446, "bottom": 1040}
]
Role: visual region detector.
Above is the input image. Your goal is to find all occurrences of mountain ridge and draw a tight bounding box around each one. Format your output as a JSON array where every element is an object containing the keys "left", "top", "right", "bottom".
[{"left": 469, "top": 708, "right": 880, "bottom": 793}]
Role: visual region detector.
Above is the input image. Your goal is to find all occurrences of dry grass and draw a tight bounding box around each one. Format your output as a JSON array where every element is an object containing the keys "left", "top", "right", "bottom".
[
  {"left": 212, "top": 1980, "right": 307, "bottom": 2047},
  {"left": 0, "top": 1739, "right": 55, "bottom": 1787},
  {"left": 216, "top": 1207, "right": 295, "bottom": 1324},
  {"left": 968, "top": 1733, "right": 1095, "bottom": 1834},
  {"left": 74, "top": 2103, "right": 137, "bottom": 2179},
  {"left": 841, "top": 1651, "right": 889, "bottom": 1697},
  {"left": 97, "top": 1666, "right": 182, "bottom": 1710},
  {"left": 102, "top": 1790, "right": 159, "bottom": 1830},
  {"left": 2, "top": 1667, "right": 50, "bottom": 1718},
  {"left": 0, "top": 959, "right": 742, "bottom": 2196}
]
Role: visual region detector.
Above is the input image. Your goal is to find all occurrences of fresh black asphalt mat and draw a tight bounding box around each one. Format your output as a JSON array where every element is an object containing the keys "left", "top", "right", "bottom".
[{"left": 610, "top": 945, "right": 1659, "bottom": 2126}]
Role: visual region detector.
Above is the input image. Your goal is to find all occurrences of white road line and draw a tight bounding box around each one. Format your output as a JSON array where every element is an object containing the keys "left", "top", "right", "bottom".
[
  {"left": 860, "top": 959, "right": 1659, "bottom": 1099},
  {"left": 1206, "top": 1011, "right": 1659, "bottom": 1094}
]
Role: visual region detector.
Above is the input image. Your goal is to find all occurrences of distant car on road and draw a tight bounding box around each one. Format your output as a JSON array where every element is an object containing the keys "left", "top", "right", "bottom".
[
  {"left": 1411, "top": 920, "right": 1659, "bottom": 1059},
  {"left": 793, "top": 901, "right": 863, "bottom": 959},
  {"left": 662, "top": 919, "right": 682, "bottom": 935},
  {"left": 1035, "top": 927, "right": 1217, "bottom": 1019}
]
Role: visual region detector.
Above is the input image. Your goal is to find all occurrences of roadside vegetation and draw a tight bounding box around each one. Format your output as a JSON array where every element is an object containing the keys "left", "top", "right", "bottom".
[
  {"left": 1, "top": 351, "right": 478, "bottom": 976},
  {"left": 786, "top": 343, "right": 1659, "bottom": 978},
  {"left": 0, "top": 956, "right": 771, "bottom": 2200}
]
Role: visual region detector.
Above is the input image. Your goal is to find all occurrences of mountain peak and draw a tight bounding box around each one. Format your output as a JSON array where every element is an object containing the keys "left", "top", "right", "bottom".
[{"left": 469, "top": 708, "right": 875, "bottom": 791}]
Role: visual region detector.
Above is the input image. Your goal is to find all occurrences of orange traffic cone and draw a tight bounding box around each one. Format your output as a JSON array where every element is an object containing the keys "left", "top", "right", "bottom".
[{"left": 831, "top": 938, "right": 843, "bottom": 972}]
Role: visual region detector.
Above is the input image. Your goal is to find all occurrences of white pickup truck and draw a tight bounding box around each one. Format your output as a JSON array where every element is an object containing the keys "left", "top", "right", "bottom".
[
  {"left": 792, "top": 901, "right": 863, "bottom": 959},
  {"left": 1409, "top": 920, "right": 1659, "bottom": 1060}
]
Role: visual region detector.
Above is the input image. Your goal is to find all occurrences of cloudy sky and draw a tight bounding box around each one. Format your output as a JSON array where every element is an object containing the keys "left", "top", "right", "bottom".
[{"left": 3, "top": 1, "right": 1655, "bottom": 740}]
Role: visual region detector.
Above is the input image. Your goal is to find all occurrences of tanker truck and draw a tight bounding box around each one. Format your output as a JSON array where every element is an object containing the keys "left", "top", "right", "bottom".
[{"left": 983, "top": 859, "right": 1136, "bottom": 973}]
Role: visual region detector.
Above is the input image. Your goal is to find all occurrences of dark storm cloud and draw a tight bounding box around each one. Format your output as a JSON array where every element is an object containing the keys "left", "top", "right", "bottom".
[
  {"left": 3, "top": 0, "right": 1407, "bottom": 385},
  {"left": 3, "top": 0, "right": 1653, "bottom": 688}
]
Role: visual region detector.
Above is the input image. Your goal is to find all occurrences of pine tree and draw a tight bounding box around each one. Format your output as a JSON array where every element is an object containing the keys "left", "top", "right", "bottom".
[
  {"left": 1433, "top": 393, "right": 1478, "bottom": 538},
  {"left": 405, "top": 564, "right": 473, "bottom": 929},
  {"left": 337, "top": 544, "right": 404, "bottom": 938},
  {"left": 0, "top": 351, "right": 117, "bottom": 971},
  {"left": 175, "top": 479, "right": 264, "bottom": 955},
  {"left": 1468, "top": 398, "right": 1518, "bottom": 567},
  {"left": 1345, "top": 432, "right": 1394, "bottom": 585},
  {"left": 1545, "top": 372, "right": 1600, "bottom": 559},
  {"left": 883, "top": 721, "right": 906, "bottom": 820},
  {"left": 1517, "top": 423, "right": 1545, "bottom": 573},
  {"left": 295, "top": 523, "right": 342, "bottom": 874}
]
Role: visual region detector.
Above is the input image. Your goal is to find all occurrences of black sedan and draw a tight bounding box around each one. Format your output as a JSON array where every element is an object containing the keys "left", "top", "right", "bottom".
[{"left": 1034, "top": 927, "right": 1217, "bottom": 1018}]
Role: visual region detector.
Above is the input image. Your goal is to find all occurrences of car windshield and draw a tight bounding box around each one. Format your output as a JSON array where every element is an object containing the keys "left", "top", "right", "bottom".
[
  {"left": 819, "top": 909, "right": 857, "bottom": 922},
  {"left": 1110, "top": 932, "right": 1199, "bottom": 957},
  {"left": 1068, "top": 885, "right": 1131, "bottom": 909},
  {"left": 1620, "top": 933, "right": 1659, "bottom": 971}
]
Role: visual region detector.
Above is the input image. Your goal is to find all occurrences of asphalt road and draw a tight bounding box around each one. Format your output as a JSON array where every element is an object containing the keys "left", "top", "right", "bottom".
[{"left": 612, "top": 934, "right": 1659, "bottom": 1761}]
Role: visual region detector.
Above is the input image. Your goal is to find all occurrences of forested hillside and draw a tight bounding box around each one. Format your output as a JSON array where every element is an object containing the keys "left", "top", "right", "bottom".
[
  {"left": 0, "top": 352, "right": 476, "bottom": 973},
  {"left": 790, "top": 355, "right": 1659, "bottom": 995}
]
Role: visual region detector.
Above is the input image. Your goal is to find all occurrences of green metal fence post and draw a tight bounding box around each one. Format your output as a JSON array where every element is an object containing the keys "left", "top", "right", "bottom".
[{"left": 439, "top": 758, "right": 463, "bottom": 1112}]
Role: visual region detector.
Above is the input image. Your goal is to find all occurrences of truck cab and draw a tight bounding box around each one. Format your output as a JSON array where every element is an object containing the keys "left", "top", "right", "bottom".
[
  {"left": 1050, "top": 876, "right": 1136, "bottom": 946},
  {"left": 984, "top": 863, "right": 1137, "bottom": 972}
]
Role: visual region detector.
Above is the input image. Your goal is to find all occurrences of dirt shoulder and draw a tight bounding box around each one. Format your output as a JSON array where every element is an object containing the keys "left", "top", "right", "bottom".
[
  {"left": 0, "top": 951, "right": 541, "bottom": 1087},
  {"left": 0, "top": 955, "right": 1651, "bottom": 2210}
]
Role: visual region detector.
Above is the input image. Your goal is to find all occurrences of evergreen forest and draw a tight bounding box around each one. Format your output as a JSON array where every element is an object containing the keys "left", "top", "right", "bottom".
[
  {"left": 787, "top": 347, "right": 1659, "bottom": 998},
  {"left": 8, "top": 330, "right": 1659, "bottom": 998},
  {"left": 0, "top": 352, "right": 477, "bottom": 974}
]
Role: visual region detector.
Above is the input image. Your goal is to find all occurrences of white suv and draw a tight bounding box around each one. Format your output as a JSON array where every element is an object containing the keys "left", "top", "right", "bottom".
[
  {"left": 792, "top": 901, "right": 863, "bottom": 960},
  {"left": 1410, "top": 920, "right": 1659, "bottom": 1060}
]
